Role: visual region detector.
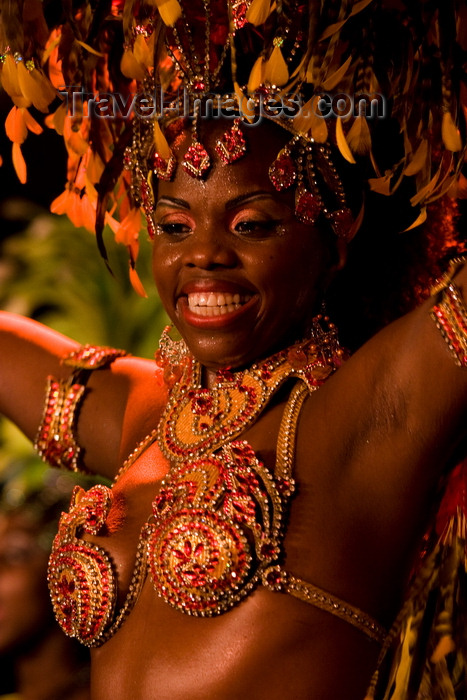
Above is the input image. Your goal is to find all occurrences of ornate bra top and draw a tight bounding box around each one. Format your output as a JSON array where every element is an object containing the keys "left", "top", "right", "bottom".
[{"left": 44, "top": 334, "right": 386, "bottom": 648}]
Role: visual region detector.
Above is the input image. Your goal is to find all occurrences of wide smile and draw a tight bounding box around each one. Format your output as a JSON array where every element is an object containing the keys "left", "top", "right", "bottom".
[
  {"left": 177, "top": 285, "right": 258, "bottom": 328},
  {"left": 187, "top": 291, "right": 253, "bottom": 317}
]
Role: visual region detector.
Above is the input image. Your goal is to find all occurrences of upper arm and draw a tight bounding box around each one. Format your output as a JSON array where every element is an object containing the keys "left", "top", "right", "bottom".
[
  {"left": 0, "top": 311, "right": 79, "bottom": 438},
  {"left": 0, "top": 311, "right": 167, "bottom": 480}
]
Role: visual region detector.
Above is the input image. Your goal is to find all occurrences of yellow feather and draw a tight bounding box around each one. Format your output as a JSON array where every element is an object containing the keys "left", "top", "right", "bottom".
[
  {"left": 403, "top": 207, "right": 427, "bottom": 231},
  {"left": 133, "top": 34, "right": 152, "bottom": 66},
  {"left": 404, "top": 139, "right": 428, "bottom": 176},
  {"left": 153, "top": 0, "right": 182, "bottom": 27},
  {"left": 431, "top": 635, "right": 456, "bottom": 663},
  {"left": 335, "top": 117, "right": 356, "bottom": 164},
  {"left": 1, "top": 54, "right": 29, "bottom": 107},
  {"left": 246, "top": 0, "right": 274, "bottom": 26},
  {"left": 121, "top": 50, "right": 146, "bottom": 81},
  {"left": 263, "top": 46, "right": 289, "bottom": 87},
  {"left": 75, "top": 40, "right": 105, "bottom": 58},
  {"left": 321, "top": 56, "right": 352, "bottom": 91},
  {"left": 441, "top": 111, "right": 462, "bottom": 152},
  {"left": 346, "top": 116, "right": 372, "bottom": 156},
  {"left": 12, "top": 142, "right": 27, "bottom": 183},
  {"left": 23, "top": 109, "right": 43, "bottom": 135},
  {"left": 154, "top": 120, "right": 171, "bottom": 159},
  {"left": 5, "top": 106, "right": 27, "bottom": 144},
  {"left": 368, "top": 174, "right": 391, "bottom": 195},
  {"left": 311, "top": 112, "right": 328, "bottom": 144},
  {"left": 17, "top": 63, "right": 56, "bottom": 112}
]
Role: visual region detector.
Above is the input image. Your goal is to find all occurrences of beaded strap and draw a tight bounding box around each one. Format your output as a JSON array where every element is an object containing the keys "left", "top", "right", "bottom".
[
  {"left": 34, "top": 345, "right": 128, "bottom": 472},
  {"left": 264, "top": 381, "right": 387, "bottom": 645},
  {"left": 431, "top": 281, "right": 467, "bottom": 368}
]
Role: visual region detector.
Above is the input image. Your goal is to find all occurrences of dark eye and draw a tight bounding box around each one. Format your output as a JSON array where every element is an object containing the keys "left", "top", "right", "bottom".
[
  {"left": 233, "top": 220, "right": 282, "bottom": 236},
  {"left": 155, "top": 222, "right": 192, "bottom": 236}
]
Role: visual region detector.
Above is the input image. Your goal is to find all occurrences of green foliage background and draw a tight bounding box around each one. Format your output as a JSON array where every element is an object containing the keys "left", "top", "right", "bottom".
[{"left": 0, "top": 200, "right": 169, "bottom": 499}]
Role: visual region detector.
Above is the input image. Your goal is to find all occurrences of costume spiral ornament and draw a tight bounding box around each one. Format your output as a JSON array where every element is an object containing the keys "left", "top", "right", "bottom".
[
  {"left": 47, "top": 485, "right": 117, "bottom": 646},
  {"left": 146, "top": 442, "right": 284, "bottom": 615}
]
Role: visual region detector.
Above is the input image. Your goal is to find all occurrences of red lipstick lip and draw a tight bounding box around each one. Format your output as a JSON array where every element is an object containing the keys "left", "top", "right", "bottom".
[{"left": 178, "top": 293, "right": 259, "bottom": 329}]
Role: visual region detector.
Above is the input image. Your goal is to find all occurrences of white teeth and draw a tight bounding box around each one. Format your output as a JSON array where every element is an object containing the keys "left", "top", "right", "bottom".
[{"left": 187, "top": 291, "right": 252, "bottom": 317}]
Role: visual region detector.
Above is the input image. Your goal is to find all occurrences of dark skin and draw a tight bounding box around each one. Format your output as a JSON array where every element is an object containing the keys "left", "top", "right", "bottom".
[{"left": 0, "top": 119, "right": 466, "bottom": 699}]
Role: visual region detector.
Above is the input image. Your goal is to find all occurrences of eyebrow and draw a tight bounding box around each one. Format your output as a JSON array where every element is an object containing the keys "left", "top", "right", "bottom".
[{"left": 156, "top": 191, "right": 276, "bottom": 212}]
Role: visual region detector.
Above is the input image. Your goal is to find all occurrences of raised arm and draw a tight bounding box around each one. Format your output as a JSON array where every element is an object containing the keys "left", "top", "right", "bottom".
[{"left": 0, "top": 312, "right": 165, "bottom": 480}]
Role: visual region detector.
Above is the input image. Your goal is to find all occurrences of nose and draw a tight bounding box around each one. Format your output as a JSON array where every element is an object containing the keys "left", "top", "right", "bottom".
[{"left": 182, "top": 225, "right": 238, "bottom": 270}]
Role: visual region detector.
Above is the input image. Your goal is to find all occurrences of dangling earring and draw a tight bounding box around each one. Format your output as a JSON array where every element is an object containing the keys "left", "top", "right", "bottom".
[
  {"left": 309, "top": 302, "right": 346, "bottom": 364},
  {"left": 155, "top": 326, "right": 191, "bottom": 388}
]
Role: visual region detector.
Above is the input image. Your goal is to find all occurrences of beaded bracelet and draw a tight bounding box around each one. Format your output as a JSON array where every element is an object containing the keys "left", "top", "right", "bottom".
[{"left": 34, "top": 345, "right": 128, "bottom": 472}]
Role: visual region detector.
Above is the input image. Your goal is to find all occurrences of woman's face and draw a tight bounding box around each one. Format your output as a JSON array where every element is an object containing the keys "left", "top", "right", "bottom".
[{"left": 152, "top": 119, "right": 343, "bottom": 370}]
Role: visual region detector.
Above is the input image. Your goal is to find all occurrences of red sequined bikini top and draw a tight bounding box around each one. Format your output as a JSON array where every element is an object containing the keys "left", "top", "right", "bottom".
[{"left": 46, "top": 340, "right": 386, "bottom": 648}]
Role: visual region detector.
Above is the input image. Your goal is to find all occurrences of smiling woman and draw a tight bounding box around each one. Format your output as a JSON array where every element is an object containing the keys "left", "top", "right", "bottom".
[
  {"left": 152, "top": 118, "right": 343, "bottom": 371},
  {"left": 0, "top": 2, "right": 466, "bottom": 699}
]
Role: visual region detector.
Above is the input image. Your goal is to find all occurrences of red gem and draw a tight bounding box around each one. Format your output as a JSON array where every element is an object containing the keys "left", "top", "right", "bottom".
[
  {"left": 269, "top": 151, "right": 297, "bottom": 191},
  {"left": 232, "top": 1, "right": 248, "bottom": 28},
  {"left": 191, "top": 391, "right": 213, "bottom": 415},
  {"left": 182, "top": 143, "right": 211, "bottom": 178},
  {"left": 295, "top": 188, "right": 322, "bottom": 224},
  {"left": 153, "top": 152, "right": 177, "bottom": 181},
  {"left": 215, "top": 121, "right": 246, "bottom": 165},
  {"left": 260, "top": 542, "right": 277, "bottom": 559},
  {"left": 328, "top": 208, "right": 354, "bottom": 239},
  {"left": 266, "top": 569, "right": 282, "bottom": 587},
  {"left": 192, "top": 80, "right": 206, "bottom": 92}
]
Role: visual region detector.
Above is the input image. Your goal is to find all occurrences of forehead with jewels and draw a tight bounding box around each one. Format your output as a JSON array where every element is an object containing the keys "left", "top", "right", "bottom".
[{"left": 126, "top": 111, "right": 356, "bottom": 241}]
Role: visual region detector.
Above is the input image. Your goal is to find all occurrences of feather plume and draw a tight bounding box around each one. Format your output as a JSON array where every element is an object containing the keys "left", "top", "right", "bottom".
[
  {"left": 263, "top": 46, "right": 289, "bottom": 87},
  {"left": 404, "top": 140, "right": 429, "bottom": 177},
  {"left": 441, "top": 112, "right": 462, "bottom": 153},
  {"left": 152, "top": 0, "right": 182, "bottom": 27},
  {"left": 12, "top": 142, "right": 27, "bottom": 183},
  {"left": 17, "top": 63, "right": 56, "bottom": 112},
  {"left": 246, "top": 0, "right": 274, "bottom": 27},
  {"left": 154, "top": 120, "right": 171, "bottom": 159},
  {"left": 335, "top": 117, "right": 356, "bottom": 164},
  {"left": 121, "top": 50, "right": 146, "bottom": 81},
  {"left": 346, "top": 116, "right": 371, "bottom": 156},
  {"left": 5, "top": 106, "right": 27, "bottom": 144}
]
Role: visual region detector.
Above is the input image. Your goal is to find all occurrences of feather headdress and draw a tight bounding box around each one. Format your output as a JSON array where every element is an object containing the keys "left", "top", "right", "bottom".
[{"left": 0, "top": 1, "right": 466, "bottom": 292}]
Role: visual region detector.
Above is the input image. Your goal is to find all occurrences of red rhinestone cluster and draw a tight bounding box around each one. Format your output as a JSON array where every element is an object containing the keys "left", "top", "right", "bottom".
[
  {"left": 182, "top": 143, "right": 211, "bottom": 178},
  {"left": 48, "top": 485, "right": 116, "bottom": 646},
  {"left": 268, "top": 150, "right": 297, "bottom": 191},
  {"left": 215, "top": 120, "right": 247, "bottom": 165},
  {"left": 147, "top": 441, "right": 283, "bottom": 615},
  {"left": 34, "top": 379, "right": 85, "bottom": 471}
]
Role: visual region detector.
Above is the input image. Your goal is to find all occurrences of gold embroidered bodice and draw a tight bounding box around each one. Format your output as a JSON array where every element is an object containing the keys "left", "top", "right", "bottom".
[{"left": 46, "top": 340, "right": 386, "bottom": 648}]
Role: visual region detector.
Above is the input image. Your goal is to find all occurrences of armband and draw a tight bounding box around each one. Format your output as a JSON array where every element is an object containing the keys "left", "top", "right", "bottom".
[
  {"left": 431, "top": 281, "right": 467, "bottom": 368},
  {"left": 34, "top": 345, "right": 128, "bottom": 472}
]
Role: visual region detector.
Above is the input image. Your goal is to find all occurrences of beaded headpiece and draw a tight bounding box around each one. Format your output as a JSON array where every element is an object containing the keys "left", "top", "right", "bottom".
[{"left": 0, "top": 1, "right": 466, "bottom": 293}]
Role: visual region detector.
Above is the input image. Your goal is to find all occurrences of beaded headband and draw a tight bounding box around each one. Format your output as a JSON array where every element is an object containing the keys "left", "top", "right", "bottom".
[{"left": 0, "top": 1, "right": 466, "bottom": 293}]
